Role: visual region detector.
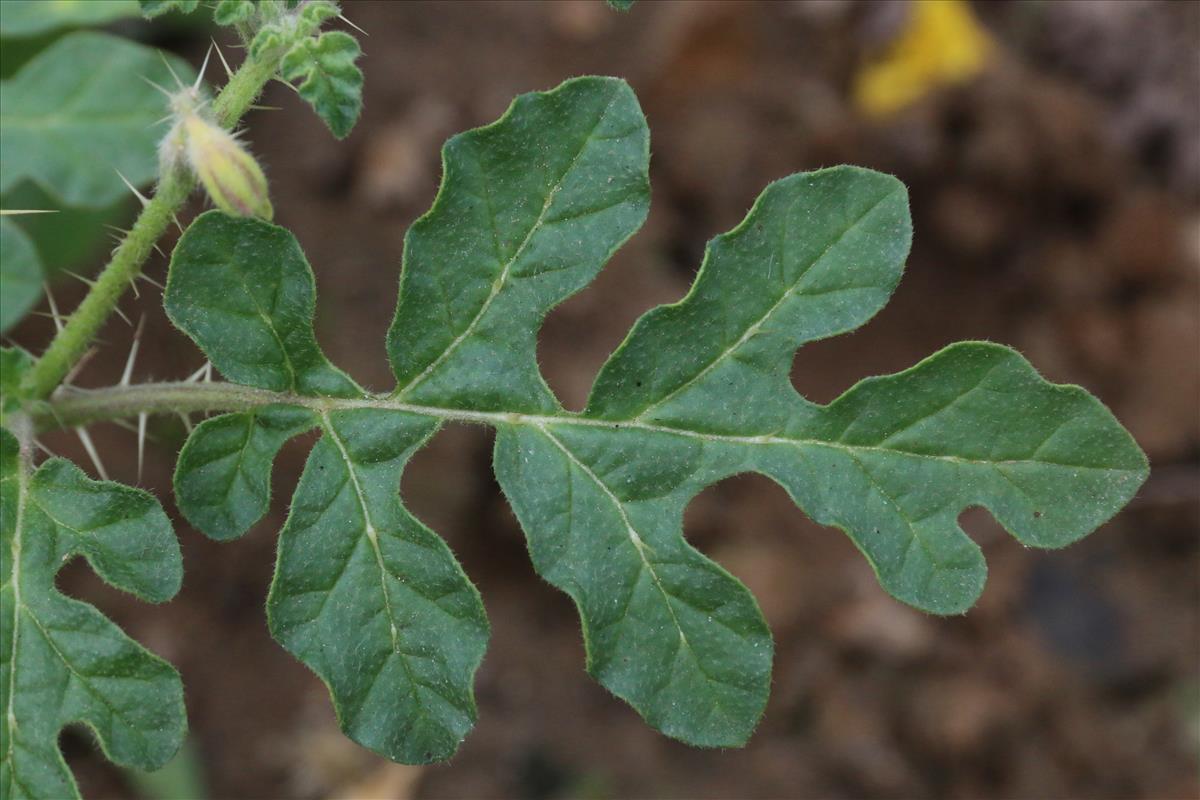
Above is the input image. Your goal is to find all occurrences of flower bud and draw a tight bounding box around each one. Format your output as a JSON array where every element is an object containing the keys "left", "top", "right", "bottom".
[{"left": 182, "top": 114, "right": 273, "bottom": 220}]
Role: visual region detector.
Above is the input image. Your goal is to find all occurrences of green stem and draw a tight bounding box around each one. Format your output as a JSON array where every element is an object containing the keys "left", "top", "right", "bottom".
[
  {"left": 37, "top": 382, "right": 280, "bottom": 431},
  {"left": 20, "top": 172, "right": 193, "bottom": 402},
  {"left": 19, "top": 46, "right": 288, "bottom": 403},
  {"left": 212, "top": 47, "right": 282, "bottom": 129}
]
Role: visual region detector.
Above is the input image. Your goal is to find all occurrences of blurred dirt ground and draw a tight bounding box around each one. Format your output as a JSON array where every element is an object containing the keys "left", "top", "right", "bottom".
[{"left": 16, "top": 1, "right": 1198, "bottom": 798}]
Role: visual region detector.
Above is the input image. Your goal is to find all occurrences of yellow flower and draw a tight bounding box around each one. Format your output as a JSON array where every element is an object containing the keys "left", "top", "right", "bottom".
[{"left": 854, "top": 0, "right": 992, "bottom": 118}]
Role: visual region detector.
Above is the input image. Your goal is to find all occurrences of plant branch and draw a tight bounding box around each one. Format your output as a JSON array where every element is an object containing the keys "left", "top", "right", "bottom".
[
  {"left": 29, "top": 380, "right": 1141, "bottom": 477},
  {"left": 32, "top": 381, "right": 787, "bottom": 445},
  {"left": 19, "top": 45, "right": 290, "bottom": 403}
]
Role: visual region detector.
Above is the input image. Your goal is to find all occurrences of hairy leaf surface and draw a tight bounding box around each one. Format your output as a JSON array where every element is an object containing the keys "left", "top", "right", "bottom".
[
  {"left": 493, "top": 422, "right": 772, "bottom": 746},
  {"left": 0, "top": 430, "right": 185, "bottom": 800},
  {"left": 267, "top": 408, "right": 488, "bottom": 763},
  {"left": 586, "top": 168, "right": 909, "bottom": 427},
  {"left": 167, "top": 75, "right": 1147, "bottom": 762},
  {"left": 0, "top": 32, "right": 193, "bottom": 207},
  {"left": 173, "top": 405, "right": 318, "bottom": 541},
  {"left": 387, "top": 76, "right": 650, "bottom": 412},
  {"left": 164, "top": 211, "right": 360, "bottom": 398}
]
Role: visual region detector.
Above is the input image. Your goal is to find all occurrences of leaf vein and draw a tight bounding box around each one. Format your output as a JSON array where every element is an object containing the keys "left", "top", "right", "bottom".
[{"left": 394, "top": 85, "right": 624, "bottom": 398}]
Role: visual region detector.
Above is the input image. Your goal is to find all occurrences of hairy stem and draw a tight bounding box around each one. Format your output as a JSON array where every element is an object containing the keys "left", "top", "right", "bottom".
[
  {"left": 20, "top": 173, "right": 193, "bottom": 402},
  {"left": 19, "top": 47, "right": 289, "bottom": 403},
  {"left": 33, "top": 381, "right": 522, "bottom": 434},
  {"left": 35, "top": 382, "right": 273, "bottom": 431}
]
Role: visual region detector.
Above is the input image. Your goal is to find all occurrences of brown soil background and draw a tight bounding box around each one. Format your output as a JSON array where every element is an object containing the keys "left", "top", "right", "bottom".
[{"left": 13, "top": 1, "right": 1199, "bottom": 798}]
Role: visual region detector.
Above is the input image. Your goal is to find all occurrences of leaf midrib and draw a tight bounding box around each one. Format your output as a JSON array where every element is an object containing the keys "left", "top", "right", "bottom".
[
  {"left": 50, "top": 381, "right": 1142, "bottom": 474},
  {"left": 2, "top": 456, "right": 28, "bottom": 774},
  {"left": 315, "top": 412, "right": 442, "bottom": 733},
  {"left": 318, "top": 413, "right": 403, "bottom": 654}
]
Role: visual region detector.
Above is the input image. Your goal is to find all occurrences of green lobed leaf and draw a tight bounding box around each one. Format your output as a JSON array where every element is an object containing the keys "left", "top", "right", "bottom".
[
  {"left": 0, "top": 429, "right": 186, "bottom": 799},
  {"left": 607, "top": 0, "right": 636, "bottom": 11},
  {"left": 212, "top": 0, "right": 255, "bottom": 26},
  {"left": 174, "top": 405, "right": 317, "bottom": 541},
  {"left": 280, "top": 31, "right": 363, "bottom": 139},
  {"left": 493, "top": 423, "right": 772, "bottom": 746},
  {"left": 0, "top": 218, "right": 41, "bottom": 334},
  {"left": 166, "top": 76, "right": 1147, "bottom": 759},
  {"left": 577, "top": 166, "right": 1145, "bottom": 612},
  {"left": 387, "top": 76, "right": 650, "bottom": 412},
  {"left": 136, "top": 0, "right": 200, "bottom": 19},
  {"left": 0, "top": 1, "right": 139, "bottom": 37},
  {"left": 749, "top": 342, "right": 1147, "bottom": 602},
  {"left": 163, "top": 211, "right": 360, "bottom": 398},
  {"left": 297, "top": 0, "right": 339, "bottom": 29},
  {"left": 166, "top": 213, "right": 489, "bottom": 764},
  {"left": 585, "top": 167, "right": 909, "bottom": 427},
  {"left": 0, "top": 32, "right": 194, "bottom": 208},
  {"left": 266, "top": 408, "right": 488, "bottom": 763},
  {"left": 248, "top": 2, "right": 338, "bottom": 60}
]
